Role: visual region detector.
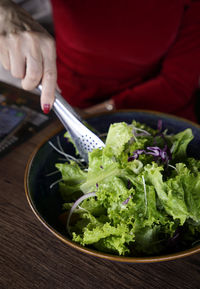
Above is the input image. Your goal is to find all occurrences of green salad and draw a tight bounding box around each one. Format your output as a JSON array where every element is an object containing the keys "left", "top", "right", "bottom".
[{"left": 55, "top": 120, "right": 200, "bottom": 256}]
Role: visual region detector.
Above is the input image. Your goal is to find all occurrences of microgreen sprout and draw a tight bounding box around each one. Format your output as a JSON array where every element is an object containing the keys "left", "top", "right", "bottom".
[{"left": 48, "top": 140, "right": 84, "bottom": 166}]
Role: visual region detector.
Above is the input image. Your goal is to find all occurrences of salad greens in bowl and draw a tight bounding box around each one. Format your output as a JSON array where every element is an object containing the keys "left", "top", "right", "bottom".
[{"left": 25, "top": 110, "right": 200, "bottom": 263}]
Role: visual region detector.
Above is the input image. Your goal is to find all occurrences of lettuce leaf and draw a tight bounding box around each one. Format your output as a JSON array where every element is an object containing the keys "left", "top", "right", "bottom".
[
  {"left": 56, "top": 121, "right": 200, "bottom": 256},
  {"left": 144, "top": 163, "right": 189, "bottom": 225},
  {"left": 56, "top": 161, "right": 86, "bottom": 200},
  {"left": 170, "top": 128, "right": 193, "bottom": 160},
  {"left": 104, "top": 122, "right": 133, "bottom": 158}
]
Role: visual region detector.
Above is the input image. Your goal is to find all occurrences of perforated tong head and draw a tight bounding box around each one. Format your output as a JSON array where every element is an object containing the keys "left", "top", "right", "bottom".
[{"left": 37, "top": 85, "right": 105, "bottom": 163}]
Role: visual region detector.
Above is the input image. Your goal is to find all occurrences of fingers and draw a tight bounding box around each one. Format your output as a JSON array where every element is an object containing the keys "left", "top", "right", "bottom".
[
  {"left": 21, "top": 33, "right": 45, "bottom": 91},
  {"left": 9, "top": 51, "right": 25, "bottom": 79},
  {"left": 21, "top": 56, "right": 43, "bottom": 97},
  {"left": 0, "top": 31, "right": 57, "bottom": 113},
  {"left": 21, "top": 35, "right": 57, "bottom": 113},
  {"left": 21, "top": 53, "right": 43, "bottom": 90},
  {"left": 0, "top": 36, "right": 10, "bottom": 70},
  {"left": 40, "top": 40, "right": 57, "bottom": 112},
  {"left": 9, "top": 35, "right": 26, "bottom": 79},
  {"left": 0, "top": 34, "right": 26, "bottom": 77},
  {"left": 0, "top": 49, "right": 10, "bottom": 70}
]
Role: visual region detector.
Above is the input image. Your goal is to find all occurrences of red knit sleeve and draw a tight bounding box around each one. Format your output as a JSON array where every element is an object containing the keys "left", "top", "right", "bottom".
[{"left": 113, "top": 1, "right": 200, "bottom": 119}]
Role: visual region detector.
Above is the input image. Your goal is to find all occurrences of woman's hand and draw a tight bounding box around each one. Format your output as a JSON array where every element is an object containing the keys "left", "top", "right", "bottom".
[{"left": 0, "top": 0, "right": 57, "bottom": 113}]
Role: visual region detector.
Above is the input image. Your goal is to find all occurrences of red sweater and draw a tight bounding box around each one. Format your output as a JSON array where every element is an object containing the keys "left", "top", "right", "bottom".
[{"left": 50, "top": 0, "right": 200, "bottom": 122}]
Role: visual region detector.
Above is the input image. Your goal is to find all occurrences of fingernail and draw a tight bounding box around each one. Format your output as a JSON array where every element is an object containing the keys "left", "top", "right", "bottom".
[{"left": 43, "top": 104, "right": 50, "bottom": 114}]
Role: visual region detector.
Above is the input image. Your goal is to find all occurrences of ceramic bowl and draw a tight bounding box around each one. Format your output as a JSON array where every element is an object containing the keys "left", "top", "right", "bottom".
[{"left": 25, "top": 110, "right": 200, "bottom": 263}]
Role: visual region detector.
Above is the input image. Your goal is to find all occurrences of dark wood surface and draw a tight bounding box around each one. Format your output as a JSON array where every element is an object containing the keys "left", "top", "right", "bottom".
[{"left": 0, "top": 84, "right": 200, "bottom": 289}]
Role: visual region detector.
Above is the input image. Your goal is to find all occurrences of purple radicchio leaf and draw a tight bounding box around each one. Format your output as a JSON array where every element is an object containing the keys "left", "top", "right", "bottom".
[
  {"left": 146, "top": 145, "right": 171, "bottom": 164},
  {"left": 122, "top": 195, "right": 131, "bottom": 205},
  {"left": 128, "top": 145, "right": 171, "bottom": 164},
  {"left": 128, "top": 150, "right": 145, "bottom": 162},
  {"left": 128, "top": 120, "right": 172, "bottom": 165}
]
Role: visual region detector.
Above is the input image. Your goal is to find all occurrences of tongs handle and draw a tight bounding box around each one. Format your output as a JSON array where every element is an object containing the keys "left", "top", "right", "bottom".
[
  {"left": 36, "top": 85, "right": 104, "bottom": 163},
  {"left": 53, "top": 89, "right": 82, "bottom": 121},
  {"left": 37, "top": 84, "right": 82, "bottom": 126}
]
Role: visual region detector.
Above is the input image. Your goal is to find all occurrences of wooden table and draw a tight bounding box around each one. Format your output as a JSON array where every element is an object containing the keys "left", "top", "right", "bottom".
[{"left": 1, "top": 84, "right": 200, "bottom": 289}]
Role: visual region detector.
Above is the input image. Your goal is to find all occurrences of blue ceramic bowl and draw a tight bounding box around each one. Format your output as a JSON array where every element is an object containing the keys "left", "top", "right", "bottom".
[{"left": 25, "top": 110, "right": 200, "bottom": 263}]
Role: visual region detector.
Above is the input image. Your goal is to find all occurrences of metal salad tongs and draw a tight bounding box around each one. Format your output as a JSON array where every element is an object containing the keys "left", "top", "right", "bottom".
[{"left": 37, "top": 85, "right": 105, "bottom": 163}]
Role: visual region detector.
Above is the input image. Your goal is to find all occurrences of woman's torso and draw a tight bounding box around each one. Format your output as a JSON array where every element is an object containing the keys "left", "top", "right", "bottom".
[{"left": 50, "top": 0, "right": 186, "bottom": 108}]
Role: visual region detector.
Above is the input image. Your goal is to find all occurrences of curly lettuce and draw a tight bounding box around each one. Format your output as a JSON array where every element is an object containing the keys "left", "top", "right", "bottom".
[{"left": 56, "top": 121, "right": 200, "bottom": 256}]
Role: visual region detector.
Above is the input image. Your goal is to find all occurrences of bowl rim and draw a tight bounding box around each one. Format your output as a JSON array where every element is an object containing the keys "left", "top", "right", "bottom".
[{"left": 24, "top": 109, "right": 200, "bottom": 263}]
